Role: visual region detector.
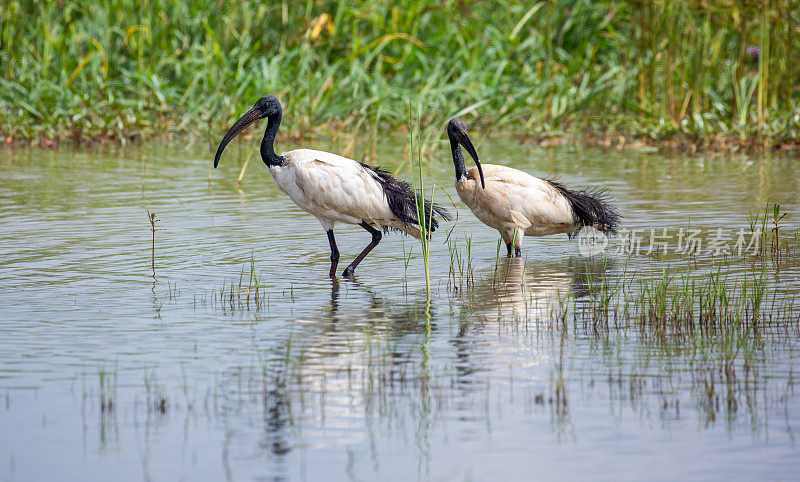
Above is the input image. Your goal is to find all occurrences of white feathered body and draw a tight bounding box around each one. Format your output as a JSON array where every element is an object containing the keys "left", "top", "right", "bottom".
[
  {"left": 268, "top": 149, "right": 424, "bottom": 238},
  {"left": 456, "top": 164, "right": 578, "bottom": 249}
]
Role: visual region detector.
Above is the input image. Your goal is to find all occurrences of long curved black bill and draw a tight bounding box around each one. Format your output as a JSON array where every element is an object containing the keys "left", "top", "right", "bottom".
[
  {"left": 213, "top": 107, "right": 263, "bottom": 168},
  {"left": 461, "top": 135, "right": 485, "bottom": 189}
]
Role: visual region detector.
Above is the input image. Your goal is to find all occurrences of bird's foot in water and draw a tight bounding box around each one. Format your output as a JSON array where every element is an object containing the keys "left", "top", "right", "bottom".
[
  {"left": 342, "top": 266, "right": 356, "bottom": 278},
  {"left": 515, "top": 247, "right": 522, "bottom": 257},
  {"left": 328, "top": 257, "right": 339, "bottom": 278}
]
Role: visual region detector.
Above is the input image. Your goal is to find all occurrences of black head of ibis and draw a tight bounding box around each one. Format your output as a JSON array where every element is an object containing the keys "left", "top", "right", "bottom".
[
  {"left": 214, "top": 95, "right": 284, "bottom": 168},
  {"left": 447, "top": 118, "right": 484, "bottom": 189}
]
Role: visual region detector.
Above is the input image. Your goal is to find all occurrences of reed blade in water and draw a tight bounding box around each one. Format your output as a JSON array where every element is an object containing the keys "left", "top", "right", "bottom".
[{"left": 410, "top": 104, "right": 431, "bottom": 296}]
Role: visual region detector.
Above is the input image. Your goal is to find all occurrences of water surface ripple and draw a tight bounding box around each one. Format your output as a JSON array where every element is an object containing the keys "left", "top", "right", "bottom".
[{"left": 1, "top": 141, "right": 799, "bottom": 480}]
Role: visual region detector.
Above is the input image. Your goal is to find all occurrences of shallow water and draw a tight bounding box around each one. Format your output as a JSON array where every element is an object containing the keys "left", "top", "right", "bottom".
[{"left": 1, "top": 138, "right": 799, "bottom": 480}]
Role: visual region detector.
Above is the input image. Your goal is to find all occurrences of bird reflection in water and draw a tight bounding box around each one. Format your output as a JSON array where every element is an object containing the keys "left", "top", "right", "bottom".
[{"left": 463, "top": 256, "right": 613, "bottom": 324}]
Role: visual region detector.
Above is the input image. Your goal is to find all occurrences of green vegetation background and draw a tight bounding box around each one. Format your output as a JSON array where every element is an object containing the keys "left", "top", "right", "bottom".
[{"left": 1, "top": 0, "right": 799, "bottom": 149}]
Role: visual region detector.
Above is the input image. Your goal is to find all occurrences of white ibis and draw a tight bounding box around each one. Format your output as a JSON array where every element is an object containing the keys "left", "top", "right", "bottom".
[
  {"left": 213, "top": 95, "right": 450, "bottom": 277},
  {"left": 446, "top": 118, "right": 620, "bottom": 257}
]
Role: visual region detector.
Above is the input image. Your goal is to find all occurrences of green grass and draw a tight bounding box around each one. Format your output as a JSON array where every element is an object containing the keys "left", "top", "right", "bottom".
[
  {"left": 3, "top": 0, "right": 799, "bottom": 149},
  {"left": 563, "top": 247, "right": 799, "bottom": 346},
  {"left": 409, "top": 104, "right": 432, "bottom": 296},
  {"left": 447, "top": 233, "right": 474, "bottom": 293}
]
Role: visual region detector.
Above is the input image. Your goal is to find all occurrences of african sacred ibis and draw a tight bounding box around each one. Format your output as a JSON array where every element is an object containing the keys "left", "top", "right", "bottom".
[
  {"left": 446, "top": 118, "right": 620, "bottom": 257},
  {"left": 213, "top": 95, "right": 450, "bottom": 277}
]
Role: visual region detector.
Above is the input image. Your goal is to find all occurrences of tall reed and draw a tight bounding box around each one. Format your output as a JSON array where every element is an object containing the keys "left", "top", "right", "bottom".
[{"left": 409, "top": 104, "right": 431, "bottom": 296}]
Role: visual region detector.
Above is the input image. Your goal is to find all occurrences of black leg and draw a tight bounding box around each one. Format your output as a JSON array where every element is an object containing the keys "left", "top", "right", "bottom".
[
  {"left": 506, "top": 242, "right": 513, "bottom": 257},
  {"left": 329, "top": 277, "right": 340, "bottom": 316},
  {"left": 342, "top": 222, "right": 382, "bottom": 277},
  {"left": 514, "top": 247, "right": 522, "bottom": 257},
  {"left": 327, "top": 230, "right": 340, "bottom": 278}
]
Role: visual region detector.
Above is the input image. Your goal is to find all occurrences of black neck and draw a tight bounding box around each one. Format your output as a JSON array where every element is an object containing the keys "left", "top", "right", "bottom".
[
  {"left": 450, "top": 138, "right": 466, "bottom": 182},
  {"left": 260, "top": 112, "right": 284, "bottom": 167}
]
